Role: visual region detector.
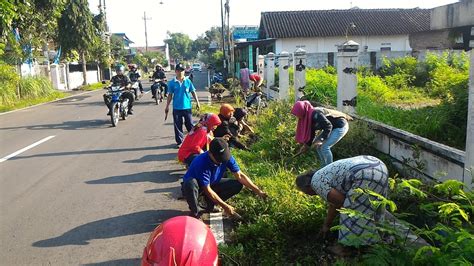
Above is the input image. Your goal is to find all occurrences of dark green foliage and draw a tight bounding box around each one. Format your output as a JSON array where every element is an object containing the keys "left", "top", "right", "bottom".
[{"left": 58, "top": 0, "right": 96, "bottom": 56}]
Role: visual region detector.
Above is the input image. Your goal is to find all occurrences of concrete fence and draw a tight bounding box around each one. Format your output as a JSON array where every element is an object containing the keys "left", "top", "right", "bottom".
[{"left": 261, "top": 45, "right": 473, "bottom": 188}]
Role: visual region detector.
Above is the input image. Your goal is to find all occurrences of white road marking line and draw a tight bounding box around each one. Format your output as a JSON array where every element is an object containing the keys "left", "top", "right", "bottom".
[
  {"left": 209, "top": 212, "right": 225, "bottom": 244},
  {"left": 0, "top": 135, "right": 56, "bottom": 163}
]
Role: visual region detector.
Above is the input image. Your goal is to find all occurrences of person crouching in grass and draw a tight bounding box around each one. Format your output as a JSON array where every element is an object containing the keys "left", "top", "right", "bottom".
[
  {"left": 295, "top": 155, "right": 389, "bottom": 256},
  {"left": 182, "top": 138, "right": 267, "bottom": 219}
]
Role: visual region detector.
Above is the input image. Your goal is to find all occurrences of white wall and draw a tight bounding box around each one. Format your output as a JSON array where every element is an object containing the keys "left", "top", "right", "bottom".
[
  {"left": 276, "top": 35, "right": 411, "bottom": 54},
  {"left": 68, "top": 70, "right": 99, "bottom": 90}
]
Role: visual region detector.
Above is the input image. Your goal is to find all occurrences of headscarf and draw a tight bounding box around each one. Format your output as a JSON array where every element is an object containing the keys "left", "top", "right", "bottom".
[
  {"left": 291, "top": 100, "right": 314, "bottom": 144},
  {"left": 190, "top": 113, "right": 221, "bottom": 135},
  {"left": 233, "top": 108, "right": 248, "bottom": 121},
  {"left": 219, "top": 104, "right": 235, "bottom": 119}
]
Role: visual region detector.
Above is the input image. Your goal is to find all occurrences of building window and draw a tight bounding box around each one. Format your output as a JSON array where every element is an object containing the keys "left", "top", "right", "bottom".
[{"left": 380, "top": 47, "right": 391, "bottom": 52}]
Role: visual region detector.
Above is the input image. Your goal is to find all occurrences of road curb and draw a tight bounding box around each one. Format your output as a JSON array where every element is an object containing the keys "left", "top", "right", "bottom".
[{"left": 0, "top": 90, "right": 102, "bottom": 116}]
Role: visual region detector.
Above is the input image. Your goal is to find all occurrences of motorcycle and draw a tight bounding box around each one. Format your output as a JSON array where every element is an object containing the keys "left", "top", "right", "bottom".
[
  {"left": 131, "top": 81, "right": 140, "bottom": 100},
  {"left": 211, "top": 72, "right": 227, "bottom": 87},
  {"left": 151, "top": 79, "right": 166, "bottom": 105},
  {"left": 105, "top": 85, "right": 129, "bottom": 127}
]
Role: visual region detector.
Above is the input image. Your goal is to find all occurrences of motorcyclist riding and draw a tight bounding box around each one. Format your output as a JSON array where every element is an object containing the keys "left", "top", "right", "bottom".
[
  {"left": 104, "top": 65, "right": 134, "bottom": 115},
  {"left": 128, "top": 64, "right": 143, "bottom": 100},
  {"left": 151, "top": 64, "right": 168, "bottom": 100}
]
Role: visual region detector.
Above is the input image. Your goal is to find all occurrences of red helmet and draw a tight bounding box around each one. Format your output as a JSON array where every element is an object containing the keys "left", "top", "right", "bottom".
[{"left": 141, "top": 216, "right": 218, "bottom": 266}]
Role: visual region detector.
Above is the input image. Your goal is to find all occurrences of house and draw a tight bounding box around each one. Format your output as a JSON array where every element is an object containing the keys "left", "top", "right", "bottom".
[
  {"left": 410, "top": 0, "right": 474, "bottom": 53},
  {"left": 112, "top": 33, "right": 135, "bottom": 61},
  {"left": 234, "top": 8, "right": 431, "bottom": 72}
]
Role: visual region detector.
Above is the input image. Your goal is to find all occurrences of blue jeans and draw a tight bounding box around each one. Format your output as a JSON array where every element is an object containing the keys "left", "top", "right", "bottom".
[
  {"left": 173, "top": 109, "right": 193, "bottom": 145},
  {"left": 316, "top": 123, "right": 349, "bottom": 167}
]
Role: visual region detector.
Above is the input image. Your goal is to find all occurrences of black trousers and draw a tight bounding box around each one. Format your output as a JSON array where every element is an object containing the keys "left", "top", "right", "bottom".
[{"left": 183, "top": 178, "right": 243, "bottom": 216}]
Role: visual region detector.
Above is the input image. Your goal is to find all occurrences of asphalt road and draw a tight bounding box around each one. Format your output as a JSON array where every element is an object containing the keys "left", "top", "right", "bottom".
[{"left": 0, "top": 71, "right": 210, "bottom": 265}]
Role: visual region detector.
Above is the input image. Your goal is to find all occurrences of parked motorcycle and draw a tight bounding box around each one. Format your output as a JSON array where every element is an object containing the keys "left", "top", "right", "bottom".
[
  {"left": 211, "top": 72, "right": 227, "bottom": 87},
  {"left": 105, "top": 85, "right": 129, "bottom": 127},
  {"left": 151, "top": 79, "right": 166, "bottom": 105}
]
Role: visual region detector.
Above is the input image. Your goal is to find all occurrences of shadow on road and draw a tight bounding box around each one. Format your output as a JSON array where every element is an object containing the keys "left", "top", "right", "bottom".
[
  {"left": 0, "top": 119, "right": 109, "bottom": 131},
  {"left": 10, "top": 145, "right": 175, "bottom": 161},
  {"left": 83, "top": 258, "right": 141, "bottom": 266},
  {"left": 32, "top": 210, "right": 185, "bottom": 247},
  {"left": 123, "top": 153, "right": 176, "bottom": 163},
  {"left": 85, "top": 170, "right": 184, "bottom": 185}
]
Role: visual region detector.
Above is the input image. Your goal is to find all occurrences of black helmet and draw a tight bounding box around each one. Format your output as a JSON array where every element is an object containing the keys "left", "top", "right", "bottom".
[{"left": 115, "top": 65, "right": 125, "bottom": 74}]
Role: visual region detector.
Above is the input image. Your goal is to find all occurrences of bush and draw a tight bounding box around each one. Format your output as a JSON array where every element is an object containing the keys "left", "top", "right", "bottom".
[
  {"left": 19, "top": 76, "right": 56, "bottom": 100},
  {"left": 303, "top": 69, "right": 337, "bottom": 106},
  {"left": 0, "top": 62, "right": 20, "bottom": 105}
]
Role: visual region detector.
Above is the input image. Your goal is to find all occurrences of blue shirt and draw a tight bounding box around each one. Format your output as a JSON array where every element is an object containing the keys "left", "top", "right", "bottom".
[
  {"left": 167, "top": 77, "right": 196, "bottom": 110},
  {"left": 183, "top": 152, "right": 240, "bottom": 187}
]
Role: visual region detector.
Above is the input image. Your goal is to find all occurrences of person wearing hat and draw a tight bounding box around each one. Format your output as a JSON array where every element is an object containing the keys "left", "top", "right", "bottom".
[
  {"left": 182, "top": 138, "right": 267, "bottom": 219},
  {"left": 165, "top": 63, "right": 201, "bottom": 147},
  {"left": 214, "top": 104, "right": 249, "bottom": 150},
  {"left": 178, "top": 113, "right": 222, "bottom": 167}
]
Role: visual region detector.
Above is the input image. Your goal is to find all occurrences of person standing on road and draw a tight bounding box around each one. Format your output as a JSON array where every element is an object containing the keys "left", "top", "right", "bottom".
[
  {"left": 295, "top": 155, "right": 389, "bottom": 256},
  {"left": 182, "top": 138, "right": 267, "bottom": 219},
  {"left": 165, "top": 63, "right": 201, "bottom": 148},
  {"left": 291, "top": 100, "right": 349, "bottom": 167}
]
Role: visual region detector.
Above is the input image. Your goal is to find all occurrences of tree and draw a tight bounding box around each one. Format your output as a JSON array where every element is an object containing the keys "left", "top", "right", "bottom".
[
  {"left": 1, "top": 0, "right": 66, "bottom": 65},
  {"left": 58, "top": 0, "right": 96, "bottom": 85},
  {"left": 88, "top": 11, "right": 111, "bottom": 68},
  {"left": 164, "top": 32, "right": 193, "bottom": 61},
  {"left": 110, "top": 34, "right": 127, "bottom": 65}
]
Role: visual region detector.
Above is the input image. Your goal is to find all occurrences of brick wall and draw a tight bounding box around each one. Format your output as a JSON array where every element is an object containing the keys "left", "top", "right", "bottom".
[{"left": 409, "top": 29, "right": 454, "bottom": 50}]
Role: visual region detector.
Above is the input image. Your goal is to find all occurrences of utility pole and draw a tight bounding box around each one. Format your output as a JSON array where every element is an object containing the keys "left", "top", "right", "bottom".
[
  {"left": 220, "top": 0, "right": 227, "bottom": 77},
  {"left": 142, "top": 11, "right": 152, "bottom": 52}
]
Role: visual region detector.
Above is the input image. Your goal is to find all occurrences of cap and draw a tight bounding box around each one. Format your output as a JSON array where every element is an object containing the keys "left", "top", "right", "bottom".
[
  {"left": 209, "top": 138, "right": 231, "bottom": 163},
  {"left": 175, "top": 63, "right": 185, "bottom": 71}
]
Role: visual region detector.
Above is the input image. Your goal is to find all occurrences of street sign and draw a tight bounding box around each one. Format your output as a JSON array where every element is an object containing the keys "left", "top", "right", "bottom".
[{"left": 232, "top": 26, "right": 259, "bottom": 40}]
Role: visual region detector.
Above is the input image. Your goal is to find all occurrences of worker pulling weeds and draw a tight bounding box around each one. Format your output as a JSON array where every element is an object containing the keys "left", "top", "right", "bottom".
[{"left": 182, "top": 138, "right": 268, "bottom": 220}]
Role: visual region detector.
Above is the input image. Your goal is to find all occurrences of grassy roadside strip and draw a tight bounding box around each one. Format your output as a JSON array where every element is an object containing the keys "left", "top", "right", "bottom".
[
  {"left": 0, "top": 82, "right": 107, "bottom": 113},
  {"left": 212, "top": 99, "right": 473, "bottom": 265}
]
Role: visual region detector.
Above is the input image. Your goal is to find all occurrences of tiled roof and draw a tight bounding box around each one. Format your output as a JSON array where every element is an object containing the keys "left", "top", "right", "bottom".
[{"left": 259, "top": 9, "right": 431, "bottom": 39}]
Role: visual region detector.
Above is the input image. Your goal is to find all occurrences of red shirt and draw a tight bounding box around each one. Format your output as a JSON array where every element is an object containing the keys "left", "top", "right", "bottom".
[
  {"left": 178, "top": 128, "right": 209, "bottom": 162},
  {"left": 249, "top": 73, "right": 261, "bottom": 82}
]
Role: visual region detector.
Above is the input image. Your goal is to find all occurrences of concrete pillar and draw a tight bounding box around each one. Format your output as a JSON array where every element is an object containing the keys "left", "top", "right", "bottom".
[
  {"left": 278, "top": 51, "right": 290, "bottom": 100},
  {"left": 294, "top": 48, "right": 307, "bottom": 101},
  {"left": 464, "top": 35, "right": 474, "bottom": 190},
  {"left": 337, "top": 40, "right": 359, "bottom": 114},
  {"left": 264, "top": 52, "right": 275, "bottom": 97},
  {"left": 65, "top": 63, "right": 71, "bottom": 91},
  {"left": 50, "top": 64, "right": 61, "bottom": 90},
  {"left": 257, "top": 55, "right": 264, "bottom": 78}
]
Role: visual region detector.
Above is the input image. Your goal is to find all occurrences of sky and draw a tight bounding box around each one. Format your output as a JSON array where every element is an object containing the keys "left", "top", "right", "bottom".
[{"left": 88, "top": 0, "right": 459, "bottom": 47}]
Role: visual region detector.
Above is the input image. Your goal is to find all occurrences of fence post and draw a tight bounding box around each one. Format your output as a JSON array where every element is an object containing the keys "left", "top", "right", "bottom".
[
  {"left": 337, "top": 40, "right": 359, "bottom": 114},
  {"left": 257, "top": 55, "right": 265, "bottom": 78},
  {"left": 464, "top": 29, "right": 474, "bottom": 190},
  {"left": 278, "top": 51, "right": 290, "bottom": 100},
  {"left": 264, "top": 52, "right": 275, "bottom": 98},
  {"left": 50, "top": 64, "right": 61, "bottom": 90},
  {"left": 294, "top": 48, "right": 307, "bottom": 101}
]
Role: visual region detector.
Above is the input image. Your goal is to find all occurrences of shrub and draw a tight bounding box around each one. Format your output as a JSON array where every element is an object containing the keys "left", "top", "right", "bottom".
[
  {"left": 303, "top": 68, "right": 337, "bottom": 106},
  {"left": 19, "top": 76, "right": 56, "bottom": 100},
  {"left": 0, "top": 62, "right": 20, "bottom": 105}
]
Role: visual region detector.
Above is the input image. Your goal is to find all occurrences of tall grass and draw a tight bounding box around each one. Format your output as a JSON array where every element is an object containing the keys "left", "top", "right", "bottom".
[
  {"left": 0, "top": 62, "right": 64, "bottom": 111},
  {"left": 302, "top": 52, "right": 469, "bottom": 149}
]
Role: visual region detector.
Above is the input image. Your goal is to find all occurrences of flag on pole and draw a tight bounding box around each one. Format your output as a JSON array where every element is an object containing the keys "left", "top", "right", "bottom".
[
  {"left": 12, "top": 27, "right": 21, "bottom": 42},
  {"left": 53, "top": 46, "right": 62, "bottom": 64}
]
